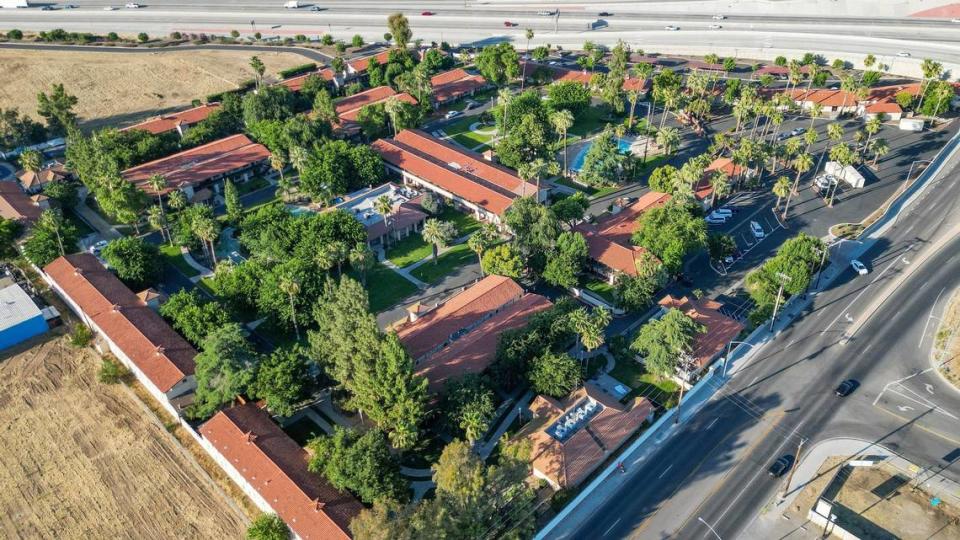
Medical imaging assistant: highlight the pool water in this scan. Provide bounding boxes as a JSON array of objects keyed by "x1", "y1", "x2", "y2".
[{"x1": 570, "y1": 137, "x2": 633, "y2": 172}]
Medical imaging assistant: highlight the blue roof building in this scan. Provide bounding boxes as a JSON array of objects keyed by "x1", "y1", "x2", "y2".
[{"x1": 0, "y1": 283, "x2": 46, "y2": 351}]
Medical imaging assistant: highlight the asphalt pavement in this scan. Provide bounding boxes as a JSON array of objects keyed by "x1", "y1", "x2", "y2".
[{"x1": 556, "y1": 143, "x2": 960, "y2": 539}]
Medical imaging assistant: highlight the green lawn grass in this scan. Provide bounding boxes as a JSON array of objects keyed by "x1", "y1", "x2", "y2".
[
  {"x1": 411, "y1": 243, "x2": 476, "y2": 284},
  {"x1": 159, "y1": 244, "x2": 200, "y2": 278},
  {"x1": 63, "y1": 208, "x2": 96, "y2": 237},
  {"x1": 444, "y1": 116, "x2": 496, "y2": 150},
  {"x1": 553, "y1": 177, "x2": 621, "y2": 200},
  {"x1": 608, "y1": 357, "x2": 681, "y2": 407},
  {"x1": 436, "y1": 206, "x2": 480, "y2": 237},
  {"x1": 569, "y1": 105, "x2": 618, "y2": 137},
  {"x1": 583, "y1": 278, "x2": 617, "y2": 303},
  {"x1": 236, "y1": 176, "x2": 270, "y2": 196},
  {"x1": 198, "y1": 277, "x2": 217, "y2": 296},
  {"x1": 385, "y1": 234, "x2": 432, "y2": 268},
  {"x1": 359, "y1": 263, "x2": 419, "y2": 313}
]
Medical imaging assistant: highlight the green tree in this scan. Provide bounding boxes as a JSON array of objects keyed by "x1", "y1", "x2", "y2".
[
  {"x1": 547, "y1": 81, "x2": 591, "y2": 116},
  {"x1": 387, "y1": 13, "x2": 412, "y2": 49},
  {"x1": 648, "y1": 164, "x2": 679, "y2": 194},
  {"x1": 656, "y1": 126, "x2": 681, "y2": 156},
  {"x1": 421, "y1": 218, "x2": 458, "y2": 264},
  {"x1": 307, "y1": 427, "x2": 407, "y2": 504},
  {"x1": 246, "y1": 514, "x2": 289, "y2": 540},
  {"x1": 467, "y1": 223, "x2": 499, "y2": 274},
  {"x1": 0, "y1": 218, "x2": 23, "y2": 261},
  {"x1": 101, "y1": 236, "x2": 160, "y2": 289},
  {"x1": 190, "y1": 323, "x2": 259, "y2": 419},
  {"x1": 529, "y1": 351, "x2": 579, "y2": 398},
  {"x1": 615, "y1": 273, "x2": 660, "y2": 311},
  {"x1": 549, "y1": 108, "x2": 575, "y2": 174},
  {"x1": 249, "y1": 55, "x2": 266, "y2": 90},
  {"x1": 18, "y1": 149, "x2": 42, "y2": 181},
  {"x1": 503, "y1": 196, "x2": 559, "y2": 258},
  {"x1": 568, "y1": 307, "x2": 611, "y2": 376},
  {"x1": 308, "y1": 277, "x2": 382, "y2": 387},
  {"x1": 160, "y1": 290, "x2": 232, "y2": 347},
  {"x1": 440, "y1": 375, "x2": 496, "y2": 442},
  {"x1": 543, "y1": 231, "x2": 587, "y2": 288},
  {"x1": 632, "y1": 201, "x2": 708, "y2": 273},
  {"x1": 224, "y1": 179, "x2": 242, "y2": 225},
  {"x1": 36, "y1": 83, "x2": 78, "y2": 136},
  {"x1": 349, "y1": 242, "x2": 376, "y2": 285},
  {"x1": 707, "y1": 233, "x2": 737, "y2": 261},
  {"x1": 241, "y1": 85, "x2": 297, "y2": 126},
  {"x1": 551, "y1": 192, "x2": 589, "y2": 226},
  {"x1": 23, "y1": 209, "x2": 79, "y2": 266},
  {"x1": 252, "y1": 346, "x2": 312, "y2": 417},
  {"x1": 481, "y1": 243, "x2": 524, "y2": 278},
  {"x1": 579, "y1": 129, "x2": 627, "y2": 187},
  {"x1": 475, "y1": 42, "x2": 521, "y2": 86},
  {"x1": 631, "y1": 308, "x2": 706, "y2": 378},
  {"x1": 772, "y1": 175, "x2": 791, "y2": 212},
  {"x1": 746, "y1": 233, "x2": 825, "y2": 308}
]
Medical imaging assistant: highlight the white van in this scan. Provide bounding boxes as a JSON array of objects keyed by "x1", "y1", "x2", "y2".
[{"x1": 284, "y1": 0, "x2": 300, "y2": 8}]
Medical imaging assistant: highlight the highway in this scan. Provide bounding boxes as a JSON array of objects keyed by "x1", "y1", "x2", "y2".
[
  {"x1": 3, "y1": 1, "x2": 960, "y2": 74},
  {"x1": 558, "y1": 153, "x2": 960, "y2": 538}
]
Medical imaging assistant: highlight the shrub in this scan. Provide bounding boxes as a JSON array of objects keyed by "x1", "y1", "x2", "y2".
[
  {"x1": 7, "y1": 29, "x2": 23, "y2": 40},
  {"x1": 335, "y1": 41, "x2": 347, "y2": 53},
  {"x1": 107, "y1": 31, "x2": 119, "y2": 41},
  {"x1": 70, "y1": 324, "x2": 93, "y2": 348},
  {"x1": 294, "y1": 33, "x2": 307, "y2": 42},
  {"x1": 351, "y1": 34, "x2": 364, "y2": 47},
  {"x1": 321, "y1": 34, "x2": 334, "y2": 45},
  {"x1": 170, "y1": 31, "x2": 183, "y2": 40},
  {"x1": 98, "y1": 357, "x2": 129, "y2": 384},
  {"x1": 278, "y1": 62, "x2": 317, "y2": 79},
  {"x1": 246, "y1": 514, "x2": 289, "y2": 540},
  {"x1": 137, "y1": 32, "x2": 149, "y2": 43},
  {"x1": 230, "y1": 29, "x2": 240, "y2": 38}
]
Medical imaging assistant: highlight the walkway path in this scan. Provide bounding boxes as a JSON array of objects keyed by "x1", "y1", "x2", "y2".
[
  {"x1": 381, "y1": 258, "x2": 428, "y2": 288},
  {"x1": 476, "y1": 390, "x2": 534, "y2": 460},
  {"x1": 74, "y1": 199, "x2": 122, "y2": 240}
]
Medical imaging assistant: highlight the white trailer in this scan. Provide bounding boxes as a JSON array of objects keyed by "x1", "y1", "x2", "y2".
[
  {"x1": 825, "y1": 161, "x2": 865, "y2": 189},
  {"x1": 0, "y1": 0, "x2": 29, "y2": 8},
  {"x1": 899, "y1": 117, "x2": 924, "y2": 132},
  {"x1": 283, "y1": 0, "x2": 300, "y2": 8}
]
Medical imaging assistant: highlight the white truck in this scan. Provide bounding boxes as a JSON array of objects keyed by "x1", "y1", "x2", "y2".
[
  {"x1": 284, "y1": 0, "x2": 300, "y2": 8},
  {"x1": 0, "y1": 0, "x2": 29, "y2": 8},
  {"x1": 825, "y1": 161, "x2": 865, "y2": 189},
  {"x1": 898, "y1": 118, "x2": 924, "y2": 132}
]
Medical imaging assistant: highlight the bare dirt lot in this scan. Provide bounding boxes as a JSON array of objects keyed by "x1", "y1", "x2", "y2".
[
  {"x1": 0, "y1": 48, "x2": 310, "y2": 129},
  {"x1": 0, "y1": 335, "x2": 247, "y2": 540}
]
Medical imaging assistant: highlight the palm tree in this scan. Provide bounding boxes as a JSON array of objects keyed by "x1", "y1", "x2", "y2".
[
  {"x1": 374, "y1": 194, "x2": 394, "y2": 246},
  {"x1": 328, "y1": 240, "x2": 349, "y2": 275},
  {"x1": 314, "y1": 245, "x2": 337, "y2": 272},
  {"x1": 249, "y1": 55, "x2": 266, "y2": 90},
  {"x1": 549, "y1": 109, "x2": 575, "y2": 174},
  {"x1": 270, "y1": 151, "x2": 287, "y2": 185},
  {"x1": 869, "y1": 138, "x2": 889, "y2": 168},
  {"x1": 193, "y1": 215, "x2": 219, "y2": 265},
  {"x1": 656, "y1": 127, "x2": 680, "y2": 156},
  {"x1": 518, "y1": 158, "x2": 558, "y2": 198},
  {"x1": 421, "y1": 218, "x2": 457, "y2": 264},
  {"x1": 917, "y1": 58, "x2": 944, "y2": 112},
  {"x1": 803, "y1": 128, "x2": 818, "y2": 154},
  {"x1": 808, "y1": 102, "x2": 823, "y2": 130},
  {"x1": 276, "y1": 175, "x2": 293, "y2": 203},
  {"x1": 279, "y1": 277, "x2": 301, "y2": 340},
  {"x1": 569, "y1": 307, "x2": 612, "y2": 381},
  {"x1": 288, "y1": 146, "x2": 309, "y2": 177},
  {"x1": 167, "y1": 190, "x2": 187, "y2": 212},
  {"x1": 522, "y1": 28, "x2": 534, "y2": 90},
  {"x1": 18, "y1": 149, "x2": 41, "y2": 180},
  {"x1": 497, "y1": 88, "x2": 513, "y2": 137},
  {"x1": 709, "y1": 172, "x2": 730, "y2": 207},
  {"x1": 863, "y1": 115, "x2": 882, "y2": 156},
  {"x1": 772, "y1": 176, "x2": 791, "y2": 212},
  {"x1": 468, "y1": 223, "x2": 497, "y2": 275},
  {"x1": 782, "y1": 152, "x2": 812, "y2": 219},
  {"x1": 146, "y1": 205, "x2": 168, "y2": 243},
  {"x1": 384, "y1": 95, "x2": 404, "y2": 136},
  {"x1": 146, "y1": 174, "x2": 168, "y2": 236},
  {"x1": 349, "y1": 242, "x2": 375, "y2": 285},
  {"x1": 805, "y1": 63, "x2": 821, "y2": 93}
]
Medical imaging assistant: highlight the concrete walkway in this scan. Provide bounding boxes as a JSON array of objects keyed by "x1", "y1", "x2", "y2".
[
  {"x1": 75, "y1": 199, "x2": 121, "y2": 239},
  {"x1": 181, "y1": 249, "x2": 213, "y2": 281},
  {"x1": 476, "y1": 390, "x2": 534, "y2": 460},
  {"x1": 381, "y1": 258, "x2": 427, "y2": 288}
]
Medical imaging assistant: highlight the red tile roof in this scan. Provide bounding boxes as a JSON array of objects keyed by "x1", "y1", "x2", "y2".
[
  {"x1": 199, "y1": 403, "x2": 362, "y2": 540},
  {"x1": 786, "y1": 88, "x2": 860, "y2": 108},
  {"x1": 865, "y1": 101, "x2": 903, "y2": 114},
  {"x1": 396, "y1": 275, "x2": 524, "y2": 360},
  {"x1": 44, "y1": 254, "x2": 195, "y2": 392},
  {"x1": 122, "y1": 134, "x2": 271, "y2": 195},
  {"x1": 418, "y1": 293, "x2": 552, "y2": 393},
  {"x1": 348, "y1": 50, "x2": 392, "y2": 73},
  {"x1": 579, "y1": 227, "x2": 649, "y2": 277},
  {"x1": 658, "y1": 294, "x2": 745, "y2": 369},
  {"x1": 0, "y1": 181, "x2": 41, "y2": 223},
  {"x1": 364, "y1": 202, "x2": 426, "y2": 241},
  {"x1": 430, "y1": 68, "x2": 488, "y2": 103},
  {"x1": 574, "y1": 191, "x2": 669, "y2": 276},
  {"x1": 17, "y1": 163, "x2": 71, "y2": 191},
  {"x1": 280, "y1": 68, "x2": 336, "y2": 92},
  {"x1": 121, "y1": 103, "x2": 220, "y2": 135},
  {"x1": 593, "y1": 191, "x2": 671, "y2": 245},
  {"x1": 333, "y1": 86, "x2": 418, "y2": 124},
  {"x1": 371, "y1": 129, "x2": 534, "y2": 216},
  {"x1": 527, "y1": 384, "x2": 654, "y2": 489}
]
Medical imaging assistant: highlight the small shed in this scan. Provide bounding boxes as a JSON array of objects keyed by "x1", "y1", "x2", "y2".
[{"x1": 0, "y1": 283, "x2": 46, "y2": 350}]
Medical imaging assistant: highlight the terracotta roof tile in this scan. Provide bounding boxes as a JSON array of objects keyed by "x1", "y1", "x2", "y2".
[
  {"x1": 200, "y1": 404, "x2": 362, "y2": 540},
  {"x1": 416, "y1": 293, "x2": 552, "y2": 393},
  {"x1": 122, "y1": 134, "x2": 270, "y2": 195},
  {"x1": 44, "y1": 254, "x2": 195, "y2": 392},
  {"x1": 0, "y1": 181, "x2": 41, "y2": 223},
  {"x1": 593, "y1": 191, "x2": 671, "y2": 245},
  {"x1": 396, "y1": 275, "x2": 523, "y2": 360},
  {"x1": 122, "y1": 103, "x2": 220, "y2": 135},
  {"x1": 348, "y1": 50, "x2": 391, "y2": 73},
  {"x1": 280, "y1": 68, "x2": 336, "y2": 92},
  {"x1": 658, "y1": 294, "x2": 744, "y2": 369}
]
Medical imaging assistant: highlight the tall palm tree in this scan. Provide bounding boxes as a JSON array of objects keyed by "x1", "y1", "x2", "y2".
[
  {"x1": 374, "y1": 194, "x2": 394, "y2": 246},
  {"x1": 917, "y1": 58, "x2": 944, "y2": 112},
  {"x1": 146, "y1": 205, "x2": 169, "y2": 244},
  {"x1": 522, "y1": 28, "x2": 534, "y2": 90},
  {"x1": 384, "y1": 95, "x2": 404, "y2": 136},
  {"x1": 827, "y1": 122, "x2": 844, "y2": 143},
  {"x1": 549, "y1": 109, "x2": 575, "y2": 174},
  {"x1": 288, "y1": 146, "x2": 309, "y2": 177},
  {"x1": 147, "y1": 174, "x2": 168, "y2": 236},
  {"x1": 869, "y1": 138, "x2": 889, "y2": 168},
  {"x1": 808, "y1": 102, "x2": 823, "y2": 130},
  {"x1": 518, "y1": 158, "x2": 558, "y2": 198},
  {"x1": 569, "y1": 307, "x2": 612, "y2": 382},
  {"x1": 772, "y1": 176, "x2": 791, "y2": 213},
  {"x1": 467, "y1": 223, "x2": 497, "y2": 275},
  {"x1": 863, "y1": 115, "x2": 882, "y2": 156},
  {"x1": 709, "y1": 172, "x2": 730, "y2": 207},
  {"x1": 497, "y1": 88, "x2": 513, "y2": 137},
  {"x1": 193, "y1": 215, "x2": 219, "y2": 265},
  {"x1": 314, "y1": 245, "x2": 337, "y2": 272},
  {"x1": 279, "y1": 277, "x2": 301, "y2": 340},
  {"x1": 349, "y1": 242, "x2": 375, "y2": 285},
  {"x1": 270, "y1": 152, "x2": 287, "y2": 185},
  {"x1": 656, "y1": 127, "x2": 680, "y2": 157},
  {"x1": 328, "y1": 240, "x2": 348, "y2": 275},
  {"x1": 167, "y1": 190, "x2": 187, "y2": 212},
  {"x1": 803, "y1": 126, "x2": 818, "y2": 154},
  {"x1": 421, "y1": 218, "x2": 457, "y2": 264},
  {"x1": 249, "y1": 55, "x2": 265, "y2": 90}
]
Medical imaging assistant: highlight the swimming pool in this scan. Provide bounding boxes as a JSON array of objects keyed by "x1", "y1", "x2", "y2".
[{"x1": 570, "y1": 137, "x2": 633, "y2": 172}]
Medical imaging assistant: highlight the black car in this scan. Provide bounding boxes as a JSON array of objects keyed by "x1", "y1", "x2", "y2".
[
  {"x1": 598, "y1": 11, "x2": 613, "y2": 17},
  {"x1": 835, "y1": 379, "x2": 858, "y2": 397},
  {"x1": 768, "y1": 455, "x2": 793, "y2": 477}
]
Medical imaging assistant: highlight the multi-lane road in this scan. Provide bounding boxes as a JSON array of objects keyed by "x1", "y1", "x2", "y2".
[
  {"x1": 555, "y1": 148, "x2": 960, "y2": 538},
  {"x1": 3, "y1": 1, "x2": 960, "y2": 73}
]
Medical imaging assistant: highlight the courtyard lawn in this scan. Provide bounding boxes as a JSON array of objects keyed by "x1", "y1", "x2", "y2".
[
  {"x1": 609, "y1": 357, "x2": 681, "y2": 407},
  {"x1": 410, "y1": 243, "x2": 476, "y2": 284},
  {"x1": 357, "y1": 263, "x2": 419, "y2": 313},
  {"x1": 444, "y1": 116, "x2": 497, "y2": 150},
  {"x1": 63, "y1": 208, "x2": 96, "y2": 237},
  {"x1": 569, "y1": 105, "x2": 617, "y2": 138},
  {"x1": 436, "y1": 206, "x2": 481, "y2": 237},
  {"x1": 386, "y1": 234, "x2": 432, "y2": 268},
  {"x1": 553, "y1": 177, "x2": 621, "y2": 200},
  {"x1": 159, "y1": 244, "x2": 200, "y2": 278},
  {"x1": 583, "y1": 278, "x2": 617, "y2": 304}
]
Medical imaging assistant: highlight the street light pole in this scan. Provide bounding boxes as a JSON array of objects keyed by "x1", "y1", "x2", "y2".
[
  {"x1": 769, "y1": 272, "x2": 792, "y2": 332},
  {"x1": 721, "y1": 340, "x2": 753, "y2": 378},
  {"x1": 674, "y1": 382, "x2": 686, "y2": 424}
]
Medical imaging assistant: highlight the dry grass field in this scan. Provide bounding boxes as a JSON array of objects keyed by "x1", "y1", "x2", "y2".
[
  {"x1": 0, "y1": 48, "x2": 310, "y2": 129},
  {"x1": 0, "y1": 335, "x2": 247, "y2": 540}
]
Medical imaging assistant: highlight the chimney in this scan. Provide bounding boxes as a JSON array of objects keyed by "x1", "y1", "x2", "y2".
[
  {"x1": 482, "y1": 149, "x2": 496, "y2": 163},
  {"x1": 74, "y1": 267, "x2": 83, "y2": 276},
  {"x1": 155, "y1": 345, "x2": 166, "y2": 356},
  {"x1": 111, "y1": 304, "x2": 122, "y2": 313},
  {"x1": 314, "y1": 499, "x2": 326, "y2": 511},
  {"x1": 245, "y1": 431, "x2": 258, "y2": 443}
]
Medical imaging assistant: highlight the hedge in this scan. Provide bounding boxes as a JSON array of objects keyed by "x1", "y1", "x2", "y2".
[
  {"x1": 278, "y1": 63, "x2": 317, "y2": 79},
  {"x1": 205, "y1": 79, "x2": 256, "y2": 103}
]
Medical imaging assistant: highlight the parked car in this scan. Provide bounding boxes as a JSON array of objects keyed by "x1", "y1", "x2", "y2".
[
  {"x1": 664, "y1": 25, "x2": 680, "y2": 31},
  {"x1": 463, "y1": 99, "x2": 478, "y2": 110},
  {"x1": 421, "y1": 11, "x2": 434, "y2": 16},
  {"x1": 444, "y1": 110, "x2": 462, "y2": 120},
  {"x1": 598, "y1": 11, "x2": 613, "y2": 17},
  {"x1": 897, "y1": 51, "x2": 911, "y2": 57},
  {"x1": 790, "y1": 127, "x2": 806, "y2": 136},
  {"x1": 89, "y1": 240, "x2": 109, "y2": 255},
  {"x1": 850, "y1": 260, "x2": 868, "y2": 275},
  {"x1": 813, "y1": 174, "x2": 838, "y2": 191},
  {"x1": 124, "y1": 2, "x2": 141, "y2": 8},
  {"x1": 750, "y1": 220, "x2": 765, "y2": 239},
  {"x1": 952, "y1": 18, "x2": 960, "y2": 23},
  {"x1": 713, "y1": 207, "x2": 734, "y2": 217},
  {"x1": 712, "y1": 14, "x2": 726, "y2": 20},
  {"x1": 537, "y1": 9, "x2": 556, "y2": 16},
  {"x1": 835, "y1": 379, "x2": 858, "y2": 397},
  {"x1": 708, "y1": 24, "x2": 722, "y2": 29},
  {"x1": 706, "y1": 213, "x2": 728, "y2": 224},
  {"x1": 504, "y1": 21, "x2": 516, "y2": 27},
  {"x1": 776, "y1": 132, "x2": 790, "y2": 142},
  {"x1": 768, "y1": 455, "x2": 793, "y2": 477}
]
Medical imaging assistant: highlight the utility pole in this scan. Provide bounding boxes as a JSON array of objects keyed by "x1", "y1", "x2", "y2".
[
  {"x1": 814, "y1": 245, "x2": 830, "y2": 290},
  {"x1": 674, "y1": 381, "x2": 686, "y2": 424},
  {"x1": 770, "y1": 272, "x2": 793, "y2": 331},
  {"x1": 780, "y1": 438, "x2": 805, "y2": 500}
]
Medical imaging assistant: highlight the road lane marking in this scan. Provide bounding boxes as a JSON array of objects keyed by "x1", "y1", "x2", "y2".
[
  {"x1": 602, "y1": 518, "x2": 621, "y2": 537},
  {"x1": 785, "y1": 339, "x2": 796, "y2": 350},
  {"x1": 884, "y1": 387, "x2": 959, "y2": 420},
  {"x1": 658, "y1": 464, "x2": 674, "y2": 479},
  {"x1": 706, "y1": 418, "x2": 719, "y2": 430},
  {"x1": 919, "y1": 287, "x2": 947, "y2": 348},
  {"x1": 873, "y1": 407, "x2": 960, "y2": 446},
  {"x1": 824, "y1": 247, "x2": 912, "y2": 333}
]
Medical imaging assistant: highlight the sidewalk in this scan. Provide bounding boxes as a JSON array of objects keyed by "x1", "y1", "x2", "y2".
[{"x1": 75, "y1": 199, "x2": 121, "y2": 240}]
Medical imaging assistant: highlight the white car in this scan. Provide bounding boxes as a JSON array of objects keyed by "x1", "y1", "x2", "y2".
[
  {"x1": 444, "y1": 110, "x2": 462, "y2": 120},
  {"x1": 709, "y1": 24, "x2": 722, "y2": 30},
  {"x1": 89, "y1": 240, "x2": 109, "y2": 255},
  {"x1": 705, "y1": 214, "x2": 728, "y2": 225},
  {"x1": 103, "y1": 5, "x2": 117, "y2": 10},
  {"x1": 897, "y1": 51, "x2": 911, "y2": 58},
  {"x1": 952, "y1": 18, "x2": 960, "y2": 23},
  {"x1": 537, "y1": 10, "x2": 556, "y2": 16},
  {"x1": 814, "y1": 174, "x2": 838, "y2": 191},
  {"x1": 850, "y1": 260, "x2": 868, "y2": 275},
  {"x1": 124, "y1": 2, "x2": 141, "y2": 8},
  {"x1": 712, "y1": 207, "x2": 734, "y2": 217},
  {"x1": 749, "y1": 220, "x2": 765, "y2": 239},
  {"x1": 712, "y1": 14, "x2": 726, "y2": 20},
  {"x1": 664, "y1": 25, "x2": 680, "y2": 31}
]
